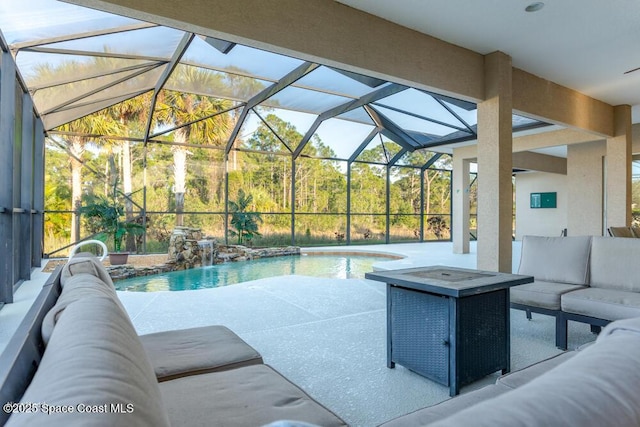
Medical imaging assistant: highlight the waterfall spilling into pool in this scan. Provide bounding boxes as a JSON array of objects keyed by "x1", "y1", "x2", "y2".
[{"x1": 198, "y1": 240, "x2": 214, "y2": 266}]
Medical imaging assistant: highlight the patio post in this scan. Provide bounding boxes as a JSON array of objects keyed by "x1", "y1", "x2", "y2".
[
  {"x1": 452, "y1": 153, "x2": 470, "y2": 253},
  {"x1": 477, "y1": 51, "x2": 513, "y2": 273},
  {"x1": 605, "y1": 105, "x2": 632, "y2": 229}
]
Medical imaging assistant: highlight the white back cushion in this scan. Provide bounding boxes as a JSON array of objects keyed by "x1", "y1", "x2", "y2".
[
  {"x1": 518, "y1": 235, "x2": 591, "y2": 285},
  {"x1": 590, "y1": 236, "x2": 640, "y2": 291},
  {"x1": 8, "y1": 296, "x2": 170, "y2": 427}
]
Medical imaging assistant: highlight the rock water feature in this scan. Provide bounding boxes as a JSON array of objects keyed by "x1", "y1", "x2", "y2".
[
  {"x1": 107, "y1": 227, "x2": 299, "y2": 281},
  {"x1": 167, "y1": 227, "x2": 217, "y2": 269}
]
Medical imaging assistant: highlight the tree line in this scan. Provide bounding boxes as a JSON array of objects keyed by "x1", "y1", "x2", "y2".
[{"x1": 40, "y1": 60, "x2": 453, "y2": 254}]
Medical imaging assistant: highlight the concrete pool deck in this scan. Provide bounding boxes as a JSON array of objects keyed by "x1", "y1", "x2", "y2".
[
  {"x1": 1, "y1": 241, "x2": 596, "y2": 426},
  {"x1": 118, "y1": 242, "x2": 595, "y2": 426}
]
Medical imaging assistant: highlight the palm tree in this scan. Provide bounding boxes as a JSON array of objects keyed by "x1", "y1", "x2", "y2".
[
  {"x1": 30, "y1": 58, "x2": 126, "y2": 246},
  {"x1": 155, "y1": 65, "x2": 233, "y2": 226},
  {"x1": 107, "y1": 93, "x2": 153, "y2": 251},
  {"x1": 228, "y1": 189, "x2": 262, "y2": 245},
  {"x1": 56, "y1": 113, "x2": 121, "y2": 244}
]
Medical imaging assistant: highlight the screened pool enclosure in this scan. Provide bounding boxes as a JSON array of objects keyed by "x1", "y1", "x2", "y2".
[{"x1": 0, "y1": 0, "x2": 548, "y2": 257}]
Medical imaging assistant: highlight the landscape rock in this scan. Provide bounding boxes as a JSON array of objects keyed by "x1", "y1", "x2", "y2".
[{"x1": 107, "y1": 228, "x2": 300, "y2": 281}]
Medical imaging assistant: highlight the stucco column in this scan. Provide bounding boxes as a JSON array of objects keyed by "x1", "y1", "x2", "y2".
[
  {"x1": 605, "y1": 105, "x2": 632, "y2": 229},
  {"x1": 452, "y1": 150, "x2": 470, "y2": 253},
  {"x1": 566, "y1": 141, "x2": 606, "y2": 236},
  {"x1": 477, "y1": 51, "x2": 513, "y2": 273}
]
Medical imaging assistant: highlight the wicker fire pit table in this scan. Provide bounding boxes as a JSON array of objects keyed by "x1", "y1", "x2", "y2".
[{"x1": 365, "y1": 265, "x2": 533, "y2": 396}]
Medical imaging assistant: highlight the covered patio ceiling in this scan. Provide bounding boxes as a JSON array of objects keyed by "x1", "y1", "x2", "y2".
[{"x1": 0, "y1": 0, "x2": 549, "y2": 165}]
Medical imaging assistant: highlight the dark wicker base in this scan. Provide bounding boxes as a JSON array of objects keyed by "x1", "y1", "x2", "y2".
[
  {"x1": 390, "y1": 286, "x2": 449, "y2": 385},
  {"x1": 456, "y1": 291, "x2": 509, "y2": 386},
  {"x1": 388, "y1": 285, "x2": 511, "y2": 396}
]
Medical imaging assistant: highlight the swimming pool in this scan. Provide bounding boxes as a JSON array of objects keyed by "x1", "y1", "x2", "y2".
[{"x1": 115, "y1": 253, "x2": 399, "y2": 292}]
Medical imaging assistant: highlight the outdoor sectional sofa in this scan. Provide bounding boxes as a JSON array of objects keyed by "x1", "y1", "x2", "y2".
[
  {"x1": 380, "y1": 316, "x2": 640, "y2": 426},
  {"x1": 0, "y1": 254, "x2": 346, "y2": 427},
  {"x1": 379, "y1": 235, "x2": 640, "y2": 425},
  {"x1": 510, "y1": 235, "x2": 640, "y2": 349}
]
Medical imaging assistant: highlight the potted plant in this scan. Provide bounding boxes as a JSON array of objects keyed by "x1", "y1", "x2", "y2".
[{"x1": 79, "y1": 193, "x2": 144, "y2": 265}]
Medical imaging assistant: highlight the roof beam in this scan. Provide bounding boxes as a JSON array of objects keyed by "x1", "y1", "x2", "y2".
[
  {"x1": 143, "y1": 32, "x2": 195, "y2": 144},
  {"x1": 427, "y1": 91, "x2": 476, "y2": 111},
  {"x1": 199, "y1": 35, "x2": 236, "y2": 54},
  {"x1": 252, "y1": 108, "x2": 293, "y2": 153},
  {"x1": 330, "y1": 68, "x2": 386, "y2": 88},
  {"x1": 225, "y1": 61, "x2": 318, "y2": 153},
  {"x1": 41, "y1": 64, "x2": 157, "y2": 114},
  {"x1": 11, "y1": 22, "x2": 157, "y2": 51},
  {"x1": 149, "y1": 104, "x2": 241, "y2": 139},
  {"x1": 512, "y1": 68, "x2": 614, "y2": 137},
  {"x1": 379, "y1": 128, "x2": 417, "y2": 153},
  {"x1": 388, "y1": 148, "x2": 408, "y2": 167},
  {"x1": 319, "y1": 83, "x2": 408, "y2": 122},
  {"x1": 371, "y1": 101, "x2": 469, "y2": 133},
  {"x1": 21, "y1": 46, "x2": 168, "y2": 62},
  {"x1": 432, "y1": 96, "x2": 476, "y2": 135},
  {"x1": 29, "y1": 61, "x2": 162, "y2": 92},
  {"x1": 47, "y1": 88, "x2": 150, "y2": 114},
  {"x1": 293, "y1": 83, "x2": 407, "y2": 159},
  {"x1": 348, "y1": 127, "x2": 381, "y2": 163},
  {"x1": 421, "y1": 153, "x2": 443, "y2": 171},
  {"x1": 43, "y1": 90, "x2": 149, "y2": 129},
  {"x1": 512, "y1": 151, "x2": 567, "y2": 175},
  {"x1": 152, "y1": 33, "x2": 194, "y2": 93},
  {"x1": 366, "y1": 105, "x2": 420, "y2": 151},
  {"x1": 249, "y1": 61, "x2": 318, "y2": 107}
]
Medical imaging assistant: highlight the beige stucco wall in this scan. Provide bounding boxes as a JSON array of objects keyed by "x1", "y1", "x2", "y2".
[
  {"x1": 452, "y1": 152, "x2": 470, "y2": 254},
  {"x1": 515, "y1": 172, "x2": 567, "y2": 240},
  {"x1": 512, "y1": 131, "x2": 634, "y2": 239},
  {"x1": 567, "y1": 141, "x2": 606, "y2": 236},
  {"x1": 512, "y1": 69, "x2": 613, "y2": 136},
  {"x1": 477, "y1": 52, "x2": 513, "y2": 272},
  {"x1": 512, "y1": 152, "x2": 566, "y2": 174},
  {"x1": 605, "y1": 106, "x2": 633, "y2": 226},
  {"x1": 633, "y1": 123, "x2": 640, "y2": 152}
]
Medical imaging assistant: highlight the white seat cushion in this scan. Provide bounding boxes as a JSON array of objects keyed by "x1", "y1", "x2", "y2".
[
  {"x1": 561, "y1": 288, "x2": 640, "y2": 321},
  {"x1": 511, "y1": 281, "x2": 586, "y2": 310},
  {"x1": 160, "y1": 364, "x2": 346, "y2": 427},
  {"x1": 139, "y1": 325, "x2": 263, "y2": 381}
]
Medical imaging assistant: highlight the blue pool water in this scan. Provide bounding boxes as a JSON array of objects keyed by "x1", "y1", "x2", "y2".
[{"x1": 115, "y1": 253, "x2": 397, "y2": 292}]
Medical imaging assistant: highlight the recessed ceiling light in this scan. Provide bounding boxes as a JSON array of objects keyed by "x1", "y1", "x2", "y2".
[{"x1": 525, "y1": 2, "x2": 545, "y2": 12}]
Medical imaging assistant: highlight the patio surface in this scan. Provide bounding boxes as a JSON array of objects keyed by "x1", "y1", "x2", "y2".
[
  {"x1": 116, "y1": 242, "x2": 596, "y2": 426},
  {"x1": 0, "y1": 242, "x2": 596, "y2": 426}
]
